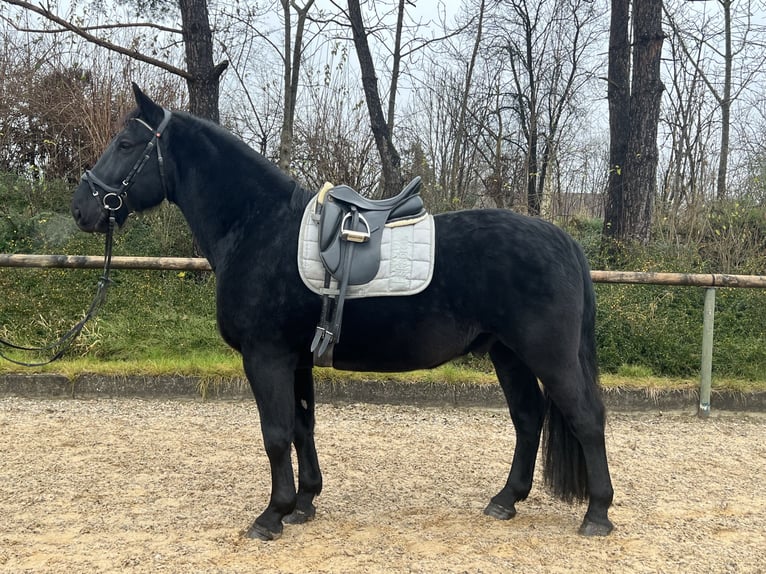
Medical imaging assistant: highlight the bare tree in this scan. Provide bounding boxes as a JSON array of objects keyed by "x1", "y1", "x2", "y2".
[
  {"x1": 659, "y1": 26, "x2": 717, "y2": 233},
  {"x1": 487, "y1": 0, "x2": 602, "y2": 216},
  {"x1": 386, "y1": 0, "x2": 406, "y2": 133},
  {"x1": 293, "y1": 46, "x2": 378, "y2": 193},
  {"x1": 345, "y1": 0, "x2": 403, "y2": 196},
  {"x1": 179, "y1": 0, "x2": 228, "y2": 121},
  {"x1": 603, "y1": 0, "x2": 664, "y2": 250},
  {"x1": 404, "y1": 63, "x2": 461, "y2": 208},
  {"x1": 0, "y1": 13, "x2": 186, "y2": 180},
  {"x1": 277, "y1": 0, "x2": 316, "y2": 171},
  {"x1": 664, "y1": 0, "x2": 766, "y2": 200},
  {"x1": 447, "y1": 0, "x2": 485, "y2": 205},
  {"x1": 218, "y1": 0, "x2": 322, "y2": 162}
]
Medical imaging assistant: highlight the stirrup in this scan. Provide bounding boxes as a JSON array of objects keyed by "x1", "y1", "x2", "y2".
[{"x1": 340, "y1": 211, "x2": 370, "y2": 243}]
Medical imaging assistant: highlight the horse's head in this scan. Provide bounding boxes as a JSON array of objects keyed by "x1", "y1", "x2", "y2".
[{"x1": 72, "y1": 84, "x2": 172, "y2": 233}]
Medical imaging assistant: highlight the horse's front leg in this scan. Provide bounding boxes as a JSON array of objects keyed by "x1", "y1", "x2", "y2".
[
  {"x1": 284, "y1": 364, "x2": 323, "y2": 525},
  {"x1": 242, "y1": 349, "x2": 297, "y2": 541}
]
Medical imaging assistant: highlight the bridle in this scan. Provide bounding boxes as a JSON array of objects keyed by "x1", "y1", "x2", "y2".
[
  {"x1": 82, "y1": 108, "x2": 172, "y2": 213},
  {"x1": 0, "y1": 109, "x2": 172, "y2": 367}
]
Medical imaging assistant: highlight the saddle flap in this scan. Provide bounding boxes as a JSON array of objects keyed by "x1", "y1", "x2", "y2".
[
  {"x1": 319, "y1": 210, "x2": 388, "y2": 284},
  {"x1": 318, "y1": 199, "x2": 343, "y2": 252}
]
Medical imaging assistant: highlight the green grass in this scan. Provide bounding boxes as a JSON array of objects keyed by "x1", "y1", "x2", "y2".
[
  {"x1": 617, "y1": 364, "x2": 655, "y2": 378},
  {"x1": 1, "y1": 354, "x2": 762, "y2": 395}
]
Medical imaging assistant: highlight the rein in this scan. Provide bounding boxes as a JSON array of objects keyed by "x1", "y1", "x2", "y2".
[
  {"x1": 0, "y1": 215, "x2": 116, "y2": 367},
  {"x1": 0, "y1": 109, "x2": 172, "y2": 367}
]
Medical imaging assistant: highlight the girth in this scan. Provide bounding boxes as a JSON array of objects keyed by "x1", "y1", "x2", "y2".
[{"x1": 310, "y1": 177, "x2": 425, "y2": 364}]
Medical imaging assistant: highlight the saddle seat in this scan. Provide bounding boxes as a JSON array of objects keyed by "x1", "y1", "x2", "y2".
[
  {"x1": 325, "y1": 177, "x2": 423, "y2": 214},
  {"x1": 311, "y1": 177, "x2": 427, "y2": 363}
]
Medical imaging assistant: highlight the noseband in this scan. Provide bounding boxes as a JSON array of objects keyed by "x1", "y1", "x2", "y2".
[{"x1": 82, "y1": 108, "x2": 172, "y2": 214}]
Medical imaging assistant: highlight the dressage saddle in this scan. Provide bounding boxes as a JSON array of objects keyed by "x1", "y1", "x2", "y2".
[{"x1": 311, "y1": 177, "x2": 425, "y2": 363}]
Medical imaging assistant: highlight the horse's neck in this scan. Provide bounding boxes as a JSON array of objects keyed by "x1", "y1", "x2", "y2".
[{"x1": 169, "y1": 127, "x2": 298, "y2": 270}]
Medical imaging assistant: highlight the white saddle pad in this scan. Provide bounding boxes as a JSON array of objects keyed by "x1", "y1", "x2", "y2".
[{"x1": 297, "y1": 196, "x2": 435, "y2": 299}]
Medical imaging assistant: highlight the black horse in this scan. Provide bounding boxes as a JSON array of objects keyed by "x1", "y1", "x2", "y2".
[{"x1": 71, "y1": 85, "x2": 614, "y2": 540}]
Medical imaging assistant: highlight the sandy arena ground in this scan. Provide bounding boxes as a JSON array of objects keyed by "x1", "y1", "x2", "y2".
[{"x1": 0, "y1": 397, "x2": 764, "y2": 573}]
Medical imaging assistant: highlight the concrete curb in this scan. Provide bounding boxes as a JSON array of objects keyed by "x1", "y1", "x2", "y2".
[{"x1": 1, "y1": 373, "x2": 765, "y2": 412}]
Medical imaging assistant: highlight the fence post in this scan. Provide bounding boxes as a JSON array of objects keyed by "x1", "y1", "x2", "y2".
[{"x1": 698, "y1": 287, "x2": 716, "y2": 418}]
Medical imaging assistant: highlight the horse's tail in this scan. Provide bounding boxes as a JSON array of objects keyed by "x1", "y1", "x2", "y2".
[{"x1": 542, "y1": 244, "x2": 604, "y2": 503}]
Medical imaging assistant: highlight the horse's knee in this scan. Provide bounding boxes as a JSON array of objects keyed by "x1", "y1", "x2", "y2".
[{"x1": 263, "y1": 433, "x2": 292, "y2": 462}]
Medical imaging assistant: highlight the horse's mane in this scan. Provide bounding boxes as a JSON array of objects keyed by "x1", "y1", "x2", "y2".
[{"x1": 170, "y1": 110, "x2": 316, "y2": 213}]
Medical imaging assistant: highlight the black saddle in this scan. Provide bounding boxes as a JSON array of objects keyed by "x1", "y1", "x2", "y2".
[
  {"x1": 318, "y1": 177, "x2": 424, "y2": 284},
  {"x1": 311, "y1": 177, "x2": 425, "y2": 363}
]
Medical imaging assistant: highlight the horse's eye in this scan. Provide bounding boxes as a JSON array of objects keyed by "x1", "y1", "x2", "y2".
[{"x1": 118, "y1": 139, "x2": 133, "y2": 150}]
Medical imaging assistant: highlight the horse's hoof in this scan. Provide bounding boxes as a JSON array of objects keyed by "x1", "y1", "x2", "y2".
[
  {"x1": 284, "y1": 505, "x2": 316, "y2": 525},
  {"x1": 245, "y1": 521, "x2": 282, "y2": 541},
  {"x1": 578, "y1": 517, "x2": 614, "y2": 536},
  {"x1": 484, "y1": 501, "x2": 517, "y2": 521}
]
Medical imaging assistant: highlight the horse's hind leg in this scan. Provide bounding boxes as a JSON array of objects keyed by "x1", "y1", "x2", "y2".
[
  {"x1": 484, "y1": 343, "x2": 546, "y2": 521},
  {"x1": 540, "y1": 367, "x2": 614, "y2": 536},
  {"x1": 284, "y1": 365, "x2": 323, "y2": 525}
]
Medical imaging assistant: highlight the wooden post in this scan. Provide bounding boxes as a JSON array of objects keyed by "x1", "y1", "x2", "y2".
[{"x1": 698, "y1": 287, "x2": 716, "y2": 418}]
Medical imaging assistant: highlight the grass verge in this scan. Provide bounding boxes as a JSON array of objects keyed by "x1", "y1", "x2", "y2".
[{"x1": 1, "y1": 355, "x2": 763, "y2": 395}]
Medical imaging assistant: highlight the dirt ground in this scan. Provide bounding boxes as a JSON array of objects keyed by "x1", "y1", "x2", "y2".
[{"x1": 0, "y1": 397, "x2": 764, "y2": 574}]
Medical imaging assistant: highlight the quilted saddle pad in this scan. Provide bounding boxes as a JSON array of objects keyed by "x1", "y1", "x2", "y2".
[{"x1": 297, "y1": 196, "x2": 435, "y2": 299}]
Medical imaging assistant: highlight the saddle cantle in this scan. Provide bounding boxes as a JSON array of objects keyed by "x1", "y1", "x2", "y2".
[{"x1": 308, "y1": 177, "x2": 428, "y2": 363}]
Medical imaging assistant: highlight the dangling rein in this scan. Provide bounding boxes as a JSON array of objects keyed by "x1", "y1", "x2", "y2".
[{"x1": 0, "y1": 215, "x2": 117, "y2": 367}]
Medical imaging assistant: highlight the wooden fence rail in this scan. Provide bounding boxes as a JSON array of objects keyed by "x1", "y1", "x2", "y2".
[
  {"x1": 2, "y1": 253, "x2": 765, "y2": 415},
  {"x1": 0, "y1": 254, "x2": 212, "y2": 272},
  {"x1": 1, "y1": 254, "x2": 765, "y2": 287}
]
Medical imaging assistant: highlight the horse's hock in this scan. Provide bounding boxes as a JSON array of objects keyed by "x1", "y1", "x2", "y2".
[{"x1": 1, "y1": 397, "x2": 764, "y2": 573}]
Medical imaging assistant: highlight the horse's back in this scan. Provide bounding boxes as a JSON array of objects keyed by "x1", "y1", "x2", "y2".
[{"x1": 432, "y1": 208, "x2": 590, "y2": 305}]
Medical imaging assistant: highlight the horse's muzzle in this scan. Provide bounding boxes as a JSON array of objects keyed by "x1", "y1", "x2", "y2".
[
  {"x1": 71, "y1": 204, "x2": 109, "y2": 233},
  {"x1": 71, "y1": 181, "x2": 127, "y2": 233}
]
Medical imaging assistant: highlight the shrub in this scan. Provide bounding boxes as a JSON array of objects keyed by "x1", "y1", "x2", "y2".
[{"x1": 570, "y1": 214, "x2": 765, "y2": 380}]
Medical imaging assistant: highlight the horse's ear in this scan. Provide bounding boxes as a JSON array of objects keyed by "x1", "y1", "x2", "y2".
[{"x1": 131, "y1": 83, "x2": 164, "y2": 126}]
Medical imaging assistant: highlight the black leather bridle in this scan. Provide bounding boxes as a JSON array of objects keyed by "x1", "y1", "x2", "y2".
[
  {"x1": 82, "y1": 108, "x2": 172, "y2": 213},
  {"x1": 0, "y1": 109, "x2": 172, "y2": 367}
]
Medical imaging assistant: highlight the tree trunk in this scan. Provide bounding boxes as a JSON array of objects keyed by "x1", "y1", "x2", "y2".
[
  {"x1": 603, "y1": 0, "x2": 630, "y2": 245},
  {"x1": 624, "y1": 0, "x2": 664, "y2": 244},
  {"x1": 347, "y1": 0, "x2": 403, "y2": 197},
  {"x1": 522, "y1": 7, "x2": 539, "y2": 216},
  {"x1": 278, "y1": 0, "x2": 315, "y2": 172},
  {"x1": 178, "y1": 0, "x2": 228, "y2": 259},
  {"x1": 526, "y1": 112, "x2": 540, "y2": 215},
  {"x1": 386, "y1": 0, "x2": 406, "y2": 133},
  {"x1": 278, "y1": 0, "x2": 293, "y2": 172},
  {"x1": 179, "y1": 0, "x2": 228, "y2": 123},
  {"x1": 449, "y1": 0, "x2": 485, "y2": 206},
  {"x1": 603, "y1": 0, "x2": 664, "y2": 250},
  {"x1": 716, "y1": 0, "x2": 732, "y2": 200}
]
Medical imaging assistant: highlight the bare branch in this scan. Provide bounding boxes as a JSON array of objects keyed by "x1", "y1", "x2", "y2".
[
  {"x1": 3, "y1": 18, "x2": 181, "y2": 35},
  {"x1": 3, "y1": 0, "x2": 192, "y2": 80},
  {"x1": 663, "y1": 5, "x2": 723, "y2": 105}
]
